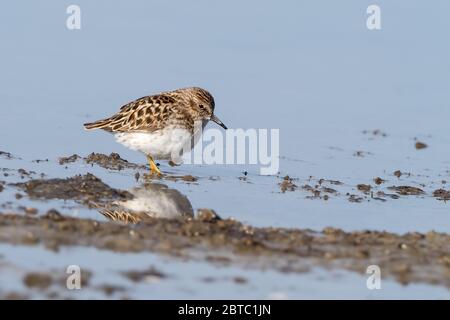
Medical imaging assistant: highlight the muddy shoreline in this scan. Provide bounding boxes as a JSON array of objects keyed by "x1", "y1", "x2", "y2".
[{"x1": 0, "y1": 212, "x2": 449, "y2": 288}]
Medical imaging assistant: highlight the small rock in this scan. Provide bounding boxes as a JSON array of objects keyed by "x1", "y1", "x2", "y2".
[
  {"x1": 58, "y1": 154, "x2": 81, "y2": 165},
  {"x1": 23, "y1": 273, "x2": 52, "y2": 289},
  {"x1": 233, "y1": 276, "x2": 248, "y2": 284},
  {"x1": 181, "y1": 175, "x2": 197, "y2": 182},
  {"x1": 97, "y1": 284, "x2": 126, "y2": 296},
  {"x1": 45, "y1": 209, "x2": 64, "y2": 221},
  {"x1": 321, "y1": 187, "x2": 337, "y2": 194},
  {"x1": 357, "y1": 184, "x2": 371, "y2": 193},
  {"x1": 197, "y1": 209, "x2": 222, "y2": 222},
  {"x1": 279, "y1": 176, "x2": 297, "y2": 193},
  {"x1": 415, "y1": 141, "x2": 428, "y2": 150},
  {"x1": 25, "y1": 207, "x2": 38, "y2": 215},
  {"x1": 348, "y1": 194, "x2": 364, "y2": 203},
  {"x1": 122, "y1": 267, "x2": 166, "y2": 283}
]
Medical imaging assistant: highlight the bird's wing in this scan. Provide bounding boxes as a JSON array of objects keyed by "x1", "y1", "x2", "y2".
[
  {"x1": 99, "y1": 208, "x2": 152, "y2": 224},
  {"x1": 84, "y1": 94, "x2": 177, "y2": 132}
]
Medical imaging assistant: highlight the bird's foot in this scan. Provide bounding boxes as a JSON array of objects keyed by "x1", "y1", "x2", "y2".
[{"x1": 147, "y1": 155, "x2": 162, "y2": 175}]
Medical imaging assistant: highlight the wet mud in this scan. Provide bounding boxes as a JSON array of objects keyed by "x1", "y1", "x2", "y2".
[
  {"x1": 433, "y1": 189, "x2": 450, "y2": 201},
  {"x1": 59, "y1": 152, "x2": 146, "y2": 171},
  {"x1": 13, "y1": 173, "x2": 132, "y2": 207},
  {"x1": 278, "y1": 174, "x2": 448, "y2": 204},
  {"x1": 388, "y1": 186, "x2": 425, "y2": 196},
  {"x1": 58, "y1": 152, "x2": 198, "y2": 183},
  {"x1": 0, "y1": 213, "x2": 449, "y2": 288}
]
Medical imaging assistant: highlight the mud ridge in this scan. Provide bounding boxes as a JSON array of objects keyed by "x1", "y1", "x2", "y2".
[{"x1": 0, "y1": 213, "x2": 448, "y2": 288}]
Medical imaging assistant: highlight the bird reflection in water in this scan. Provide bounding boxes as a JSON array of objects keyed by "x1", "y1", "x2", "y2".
[{"x1": 99, "y1": 183, "x2": 194, "y2": 223}]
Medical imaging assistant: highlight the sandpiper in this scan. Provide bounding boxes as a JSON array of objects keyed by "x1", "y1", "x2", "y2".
[{"x1": 84, "y1": 87, "x2": 227, "y2": 174}]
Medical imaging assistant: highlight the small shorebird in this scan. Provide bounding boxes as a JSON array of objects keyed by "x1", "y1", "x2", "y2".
[{"x1": 84, "y1": 87, "x2": 227, "y2": 174}]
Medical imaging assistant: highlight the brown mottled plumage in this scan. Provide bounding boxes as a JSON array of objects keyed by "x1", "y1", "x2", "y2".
[
  {"x1": 84, "y1": 87, "x2": 219, "y2": 133},
  {"x1": 84, "y1": 87, "x2": 227, "y2": 174}
]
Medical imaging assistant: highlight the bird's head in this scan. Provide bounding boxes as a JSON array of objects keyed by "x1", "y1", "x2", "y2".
[{"x1": 181, "y1": 87, "x2": 227, "y2": 129}]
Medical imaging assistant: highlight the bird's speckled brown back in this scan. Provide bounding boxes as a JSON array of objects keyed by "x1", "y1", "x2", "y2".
[{"x1": 84, "y1": 87, "x2": 215, "y2": 133}]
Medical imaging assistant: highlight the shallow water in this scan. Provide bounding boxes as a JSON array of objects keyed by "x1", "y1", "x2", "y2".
[
  {"x1": 1, "y1": 1, "x2": 450, "y2": 298},
  {"x1": 1, "y1": 244, "x2": 449, "y2": 299}
]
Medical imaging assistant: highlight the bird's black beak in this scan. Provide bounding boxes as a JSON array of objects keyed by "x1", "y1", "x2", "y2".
[{"x1": 211, "y1": 114, "x2": 228, "y2": 130}]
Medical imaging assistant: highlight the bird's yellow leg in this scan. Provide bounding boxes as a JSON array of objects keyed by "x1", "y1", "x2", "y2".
[{"x1": 147, "y1": 155, "x2": 161, "y2": 175}]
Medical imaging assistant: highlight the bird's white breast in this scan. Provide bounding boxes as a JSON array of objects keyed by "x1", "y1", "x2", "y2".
[{"x1": 114, "y1": 127, "x2": 193, "y2": 160}]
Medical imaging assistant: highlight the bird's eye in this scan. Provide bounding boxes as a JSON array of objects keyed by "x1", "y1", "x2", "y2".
[{"x1": 199, "y1": 104, "x2": 205, "y2": 110}]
